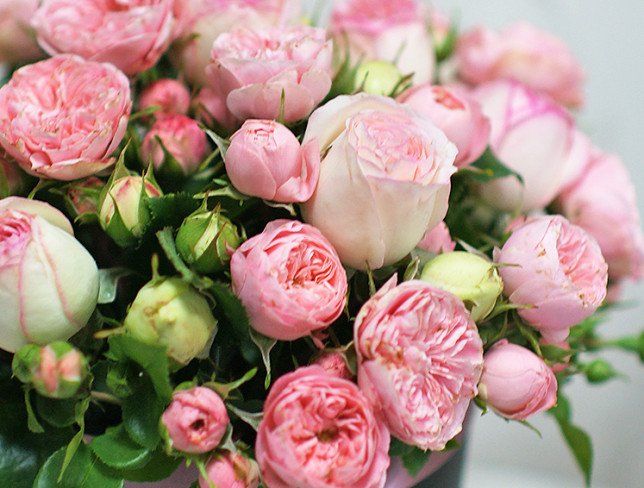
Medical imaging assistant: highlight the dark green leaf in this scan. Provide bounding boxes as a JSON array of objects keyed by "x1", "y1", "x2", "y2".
[
  {"x1": 388, "y1": 437, "x2": 414, "y2": 457},
  {"x1": 98, "y1": 268, "x2": 134, "y2": 305},
  {"x1": 90, "y1": 424, "x2": 152, "y2": 470},
  {"x1": 58, "y1": 397, "x2": 90, "y2": 481},
  {"x1": 227, "y1": 404, "x2": 263, "y2": 431},
  {"x1": 24, "y1": 388, "x2": 45, "y2": 433},
  {"x1": 122, "y1": 377, "x2": 165, "y2": 450},
  {"x1": 35, "y1": 396, "x2": 77, "y2": 428},
  {"x1": 401, "y1": 447, "x2": 431, "y2": 477},
  {"x1": 120, "y1": 448, "x2": 182, "y2": 482},
  {"x1": 466, "y1": 147, "x2": 524, "y2": 184},
  {"x1": 207, "y1": 367, "x2": 258, "y2": 400},
  {"x1": 147, "y1": 193, "x2": 200, "y2": 232}
]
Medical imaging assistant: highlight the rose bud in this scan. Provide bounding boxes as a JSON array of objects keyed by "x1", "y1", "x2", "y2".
[
  {"x1": 12, "y1": 342, "x2": 88, "y2": 399},
  {"x1": 176, "y1": 206, "x2": 241, "y2": 274},
  {"x1": 139, "y1": 78, "x2": 191, "y2": 117},
  {"x1": 123, "y1": 277, "x2": 218, "y2": 366},
  {"x1": 353, "y1": 60, "x2": 403, "y2": 96},
  {"x1": 416, "y1": 221, "x2": 456, "y2": 255},
  {"x1": 0, "y1": 197, "x2": 99, "y2": 352},
  {"x1": 231, "y1": 220, "x2": 348, "y2": 341},
  {"x1": 141, "y1": 115, "x2": 208, "y2": 176},
  {"x1": 225, "y1": 120, "x2": 320, "y2": 203},
  {"x1": 302, "y1": 94, "x2": 457, "y2": 270},
  {"x1": 0, "y1": 55, "x2": 131, "y2": 181},
  {"x1": 161, "y1": 386, "x2": 229, "y2": 454},
  {"x1": 494, "y1": 215, "x2": 608, "y2": 342},
  {"x1": 33, "y1": 0, "x2": 176, "y2": 76},
  {"x1": 479, "y1": 340, "x2": 557, "y2": 420},
  {"x1": 98, "y1": 175, "x2": 163, "y2": 248},
  {"x1": 471, "y1": 80, "x2": 578, "y2": 212},
  {"x1": 420, "y1": 251, "x2": 503, "y2": 322},
  {"x1": 0, "y1": 0, "x2": 42, "y2": 64},
  {"x1": 205, "y1": 25, "x2": 332, "y2": 125},
  {"x1": 355, "y1": 278, "x2": 484, "y2": 450},
  {"x1": 63, "y1": 177, "x2": 104, "y2": 218},
  {"x1": 256, "y1": 366, "x2": 390, "y2": 488},
  {"x1": 428, "y1": 7, "x2": 456, "y2": 62},
  {"x1": 558, "y1": 149, "x2": 644, "y2": 282},
  {"x1": 199, "y1": 451, "x2": 260, "y2": 488},
  {"x1": 0, "y1": 153, "x2": 27, "y2": 198},
  {"x1": 399, "y1": 84, "x2": 491, "y2": 167},
  {"x1": 331, "y1": 0, "x2": 435, "y2": 84},
  {"x1": 312, "y1": 351, "x2": 353, "y2": 380},
  {"x1": 456, "y1": 22, "x2": 584, "y2": 107},
  {"x1": 584, "y1": 359, "x2": 618, "y2": 384},
  {"x1": 193, "y1": 86, "x2": 240, "y2": 134}
]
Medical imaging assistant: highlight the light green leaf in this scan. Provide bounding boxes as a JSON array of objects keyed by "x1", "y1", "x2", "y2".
[{"x1": 249, "y1": 329, "x2": 277, "y2": 389}]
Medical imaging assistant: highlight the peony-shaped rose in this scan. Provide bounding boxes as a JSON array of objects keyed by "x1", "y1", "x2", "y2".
[
  {"x1": 0, "y1": 0, "x2": 42, "y2": 64},
  {"x1": 479, "y1": 340, "x2": 557, "y2": 420},
  {"x1": 471, "y1": 80, "x2": 577, "y2": 211},
  {"x1": 0, "y1": 197, "x2": 99, "y2": 352},
  {"x1": 205, "y1": 25, "x2": 333, "y2": 125},
  {"x1": 225, "y1": 120, "x2": 320, "y2": 203},
  {"x1": 230, "y1": 220, "x2": 347, "y2": 341},
  {"x1": 256, "y1": 365, "x2": 390, "y2": 488},
  {"x1": 139, "y1": 79, "x2": 191, "y2": 117},
  {"x1": 32, "y1": 0, "x2": 176, "y2": 76},
  {"x1": 398, "y1": 84, "x2": 490, "y2": 167},
  {"x1": 494, "y1": 215, "x2": 608, "y2": 342},
  {"x1": 558, "y1": 150, "x2": 644, "y2": 282},
  {"x1": 416, "y1": 221, "x2": 456, "y2": 255},
  {"x1": 456, "y1": 22, "x2": 585, "y2": 107},
  {"x1": 141, "y1": 115, "x2": 208, "y2": 176},
  {"x1": 330, "y1": 0, "x2": 434, "y2": 84},
  {"x1": 355, "y1": 278, "x2": 484, "y2": 450},
  {"x1": 312, "y1": 351, "x2": 353, "y2": 380},
  {"x1": 302, "y1": 94, "x2": 457, "y2": 270},
  {"x1": 161, "y1": 386, "x2": 229, "y2": 454},
  {"x1": 199, "y1": 451, "x2": 260, "y2": 488},
  {"x1": 0, "y1": 55, "x2": 131, "y2": 181}
]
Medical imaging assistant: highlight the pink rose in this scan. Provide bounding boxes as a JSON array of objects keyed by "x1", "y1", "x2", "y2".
[
  {"x1": 0, "y1": 0, "x2": 42, "y2": 64},
  {"x1": 141, "y1": 115, "x2": 208, "y2": 175},
  {"x1": 65, "y1": 177, "x2": 104, "y2": 218},
  {"x1": 456, "y1": 22, "x2": 585, "y2": 107},
  {"x1": 35, "y1": 345, "x2": 84, "y2": 397},
  {"x1": 161, "y1": 387, "x2": 229, "y2": 454},
  {"x1": 205, "y1": 25, "x2": 333, "y2": 125},
  {"x1": 174, "y1": 0, "x2": 302, "y2": 86},
  {"x1": 471, "y1": 80, "x2": 577, "y2": 211},
  {"x1": 0, "y1": 55, "x2": 131, "y2": 181},
  {"x1": 193, "y1": 87, "x2": 240, "y2": 133},
  {"x1": 32, "y1": 0, "x2": 176, "y2": 76},
  {"x1": 199, "y1": 451, "x2": 260, "y2": 488},
  {"x1": 139, "y1": 79, "x2": 191, "y2": 117},
  {"x1": 0, "y1": 197, "x2": 99, "y2": 352},
  {"x1": 225, "y1": 120, "x2": 320, "y2": 203},
  {"x1": 312, "y1": 351, "x2": 353, "y2": 380},
  {"x1": 494, "y1": 215, "x2": 608, "y2": 342},
  {"x1": 256, "y1": 366, "x2": 390, "y2": 488},
  {"x1": 230, "y1": 220, "x2": 347, "y2": 340},
  {"x1": 416, "y1": 221, "x2": 455, "y2": 254},
  {"x1": 302, "y1": 94, "x2": 457, "y2": 270},
  {"x1": 399, "y1": 84, "x2": 490, "y2": 167},
  {"x1": 355, "y1": 278, "x2": 484, "y2": 450},
  {"x1": 479, "y1": 340, "x2": 557, "y2": 420},
  {"x1": 558, "y1": 150, "x2": 644, "y2": 281},
  {"x1": 330, "y1": 0, "x2": 434, "y2": 84}
]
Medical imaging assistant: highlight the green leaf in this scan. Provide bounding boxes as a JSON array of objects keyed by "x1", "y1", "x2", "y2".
[
  {"x1": 465, "y1": 147, "x2": 524, "y2": 184},
  {"x1": 98, "y1": 268, "x2": 134, "y2": 305},
  {"x1": 156, "y1": 227, "x2": 209, "y2": 290},
  {"x1": 90, "y1": 424, "x2": 153, "y2": 470},
  {"x1": 249, "y1": 329, "x2": 277, "y2": 389},
  {"x1": 515, "y1": 319, "x2": 542, "y2": 356},
  {"x1": 388, "y1": 437, "x2": 414, "y2": 457},
  {"x1": 35, "y1": 396, "x2": 77, "y2": 428},
  {"x1": 122, "y1": 376, "x2": 165, "y2": 450},
  {"x1": 206, "y1": 367, "x2": 258, "y2": 400},
  {"x1": 120, "y1": 448, "x2": 181, "y2": 482},
  {"x1": 147, "y1": 193, "x2": 200, "y2": 232},
  {"x1": 58, "y1": 397, "x2": 90, "y2": 481},
  {"x1": 203, "y1": 127, "x2": 230, "y2": 158},
  {"x1": 227, "y1": 404, "x2": 263, "y2": 431},
  {"x1": 401, "y1": 447, "x2": 431, "y2": 477},
  {"x1": 24, "y1": 388, "x2": 45, "y2": 433}
]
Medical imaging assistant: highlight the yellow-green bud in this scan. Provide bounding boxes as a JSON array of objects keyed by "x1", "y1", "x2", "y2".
[
  {"x1": 420, "y1": 251, "x2": 503, "y2": 322},
  {"x1": 584, "y1": 359, "x2": 617, "y2": 384},
  {"x1": 354, "y1": 60, "x2": 403, "y2": 96}
]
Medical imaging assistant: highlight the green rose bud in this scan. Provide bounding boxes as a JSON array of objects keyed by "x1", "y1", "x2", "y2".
[
  {"x1": 420, "y1": 251, "x2": 503, "y2": 322},
  {"x1": 123, "y1": 277, "x2": 218, "y2": 366},
  {"x1": 12, "y1": 342, "x2": 88, "y2": 399},
  {"x1": 176, "y1": 206, "x2": 241, "y2": 274},
  {"x1": 584, "y1": 359, "x2": 618, "y2": 384},
  {"x1": 353, "y1": 60, "x2": 403, "y2": 96}
]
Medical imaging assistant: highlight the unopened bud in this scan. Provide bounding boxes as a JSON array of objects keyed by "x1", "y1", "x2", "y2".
[
  {"x1": 354, "y1": 60, "x2": 403, "y2": 96},
  {"x1": 584, "y1": 359, "x2": 617, "y2": 384}
]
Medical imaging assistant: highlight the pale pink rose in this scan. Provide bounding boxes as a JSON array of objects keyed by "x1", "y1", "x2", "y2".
[
  {"x1": 161, "y1": 387, "x2": 229, "y2": 454},
  {"x1": 399, "y1": 84, "x2": 490, "y2": 167},
  {"x1": 0, "y1": 0, "x2": 42, "y2": 64},
  {"x1": 0, "y1": 55, "x2": 131, "y2": 181},
  {"x1": 141, "y1": 115, "x2": 208, "y2": 175},
  {"x1": 32, "y1": 0, "x2": 176, "y2": 76},
  {"x1": 35, "y1": 345, "x2": 84, "y2": 396},
  {"x1": 355, "y1": 278, "x2": 484, "y2": 450},
  {"x1": 494, "y1": 215, "x2": 608, "y2": 342},
  {"x1": 302, "y1": 94, "x2": 457, "y2": 270},
  {"x1": 558, "y1": 150, "x2": 644, "y2": 281},
  {"x1": 331, "y1": 0, "x2": 434, "y2": 84},
  {"x1": 256, "y1": 365, "x2": 390, "y2": 488},
  {"x1": 230, "y1": 220, "x2": 347, "y2": 340},
  {"x1": 479, "y1": 340, "x2": 557, "y2": 420},
  {"x1": 174, "y1": 0, "x2": 302, "y2": 86},
  {"x1": 416, "y1": 221, "x2": 456, "y2": 254},
  {"x1": 139, "y1": 79, "x2": 191, "y2": 117},
  {"x1": 471, "y1": 80, "x2": 576, "y2": 211},
  {"x1": 64, "y1": 177, "x2": 104, "y2": 218},
  {"x1": 205, "y1": 26, "x2": 333, "y2": 125},
  {"x1": 0, "y1": 197, "x2": 99, "y2": 353},
  {"x1": 225, "y1": 120, "x2": 320, "y2": 203},
  {"x1": 456, "y1": 22, "x2": 585, "y2": 107},
  {"x1": 199, "y1": 451, "x2": 260, "y2": 488},
  {"x1": 312, "y1": 351, "x2": 353, "y2": 380},
  {"x1": 0, "y1": 154, "x2": 25, "y2": 197},
  {"x1": 193, "y1": 87, "x2": 240, "y2": 133},
  {"x1": 555, "y1": 129, "x2": 592, "y2": 194}
]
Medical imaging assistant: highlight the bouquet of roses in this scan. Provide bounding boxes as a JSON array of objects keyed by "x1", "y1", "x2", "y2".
[{"x1": 1, "y1": 1, "x2": 642, "y2": 487}]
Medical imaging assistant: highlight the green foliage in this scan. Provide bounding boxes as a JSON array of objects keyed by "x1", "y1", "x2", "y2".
[
  {"x1": 465, "y1": 147, "x2": 524, "y2": 184},
  {"x1": 90, "y1": 425, "x2": 153, "y2": 470}
]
